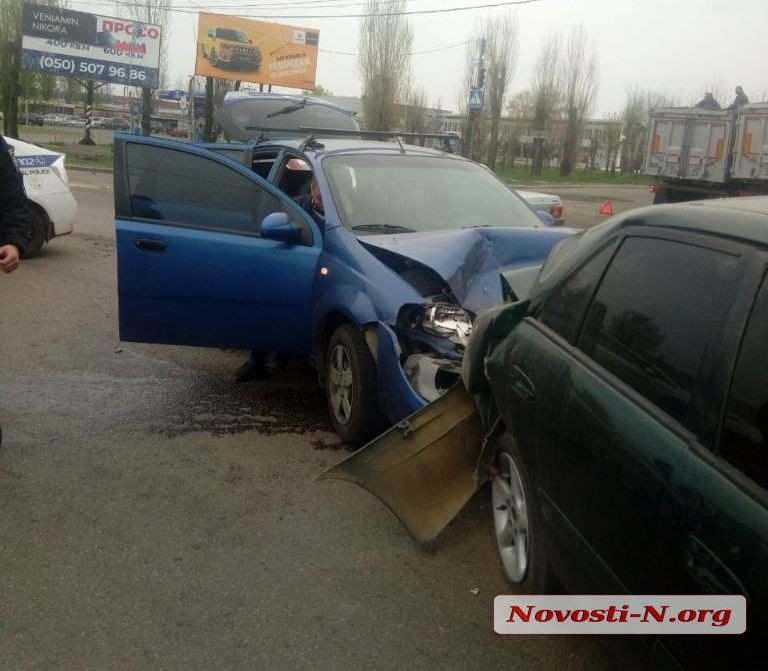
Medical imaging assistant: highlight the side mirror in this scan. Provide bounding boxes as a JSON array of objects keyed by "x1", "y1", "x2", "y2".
[{"x1": 260, "y1": 212, "x2": 301, "y2": 244}]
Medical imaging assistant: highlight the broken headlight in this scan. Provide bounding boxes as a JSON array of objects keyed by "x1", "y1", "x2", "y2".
[{"x1": 421, "y1": 303, "x2": 472, "y2": 347}]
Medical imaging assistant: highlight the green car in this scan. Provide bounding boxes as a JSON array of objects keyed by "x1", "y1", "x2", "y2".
[
  {"x1": 323, "y1": 196, "x2": 767, "y2": 668},
  {"x1": 462, "y1": 197, "x2": 768, "y2": 669}
]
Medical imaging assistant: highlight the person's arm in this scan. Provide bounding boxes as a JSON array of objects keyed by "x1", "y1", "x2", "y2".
[{"x1": 0, "y1": 137, "x2": 33, "y2": 264}]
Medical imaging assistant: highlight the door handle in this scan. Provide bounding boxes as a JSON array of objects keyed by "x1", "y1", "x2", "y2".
[
  {"x1": 135, "y1": 238, "x2": 167, "y2": 252},
  {"x1": 509, "y1": 364, "x2": 536, "y2": 401}
]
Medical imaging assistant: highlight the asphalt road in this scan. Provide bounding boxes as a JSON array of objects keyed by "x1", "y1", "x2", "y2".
[
  {"x1": 0, "y1": 173, "x2": 631, "y2": 670},
  {"x1": 554, "y1": 183, "x2": 653, "y2": 229}
]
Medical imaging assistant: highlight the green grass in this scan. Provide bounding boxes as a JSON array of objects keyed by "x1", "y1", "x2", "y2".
[
  {"x1": 497, "y1": 163, "x2": 654, "y2": 186},
  {"x1": 17, "y1": 127, "x2": 114, "y2": 170},
  {"x1": 67, "y1": 155, "x2": 114, "y2": 170},
  {"x1": 45, "y1": 142, "x2": 114, "y2": 170}
]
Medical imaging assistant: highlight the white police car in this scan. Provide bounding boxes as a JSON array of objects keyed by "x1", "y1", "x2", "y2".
[{"x1": 5, "y1": 137, "x2": 77, "y2": 256}]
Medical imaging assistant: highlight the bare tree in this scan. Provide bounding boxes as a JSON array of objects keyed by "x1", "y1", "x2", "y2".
[
  {"x1": 530, "y1": 33, "x2": 561, "y2": 175},
  {"x1": 619, "y1": 88, "x2": 675, "y2": 174},
  {"x1": 124, "y1": 0, "x2": 171, "y2": 135},
  {"x1": 602, "y1": 112, "x2": 622, "y2": 173},
  {"x1": 480, "y1": 13, "x2": 519, "y2": 170},
  {"x1": 457, "y1": 40, "x2": 483, "y2": 159},
  {"x1": 457, "y1": 14, "x2": 518, "y2": 167},
  {"x1": 208, "y1": 77, "x2": 236, "y2": 141},
  {"x1": 403, "y1": 83, "x2": 428, "y2": 135},
  {"x1": 506, "y1": 89, "x2": 534, "y2": 119},
  {"x1": 0, "y1": 0, "x2": 63, "y2": 136},
  {"x1": 501, "y1": 90, "x2": 535, "y2": 167},
  {"x1": 358, "y1": 0, "x2": 412, "y2": 131},
  {"x1": 559, "y1": 25, "x2": 599, "y2": 176},
  {"x1": 303, "y1": 84, "x2": 334, "y2": 97}
]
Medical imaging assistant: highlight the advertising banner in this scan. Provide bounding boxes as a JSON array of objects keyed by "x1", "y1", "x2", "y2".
[
  {"x1": 195, "y1": 13, "x2": 318, "y2": 89},
  {"x1": 20, "y1": 4, "x2": 161, "y2": 88}
]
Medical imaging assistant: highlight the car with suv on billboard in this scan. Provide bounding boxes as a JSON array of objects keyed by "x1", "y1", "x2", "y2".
[{"x1": 201, "y1": 26, "x2": 262, "y2": 70}]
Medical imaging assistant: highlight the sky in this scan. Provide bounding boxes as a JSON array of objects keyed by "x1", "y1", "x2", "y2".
[{"x1": 70, "y1": 0, "x2": 768, "y2": 116}]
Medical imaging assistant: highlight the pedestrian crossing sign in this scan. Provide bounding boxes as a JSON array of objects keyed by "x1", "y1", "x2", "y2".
[{"x1": 468, "y1": 87, "x2": 484, "y2": 110}]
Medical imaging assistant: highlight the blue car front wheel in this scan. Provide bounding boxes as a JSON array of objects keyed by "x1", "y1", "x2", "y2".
[{"x1": 325, "y1": 324, "x2": 385, "y2": 446}]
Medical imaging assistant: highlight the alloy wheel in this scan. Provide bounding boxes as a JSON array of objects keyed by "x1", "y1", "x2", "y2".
[
  {"x1": 492, "y1": 451, "x2": 529, "y2": 583},
  {"x1": 328, "y1": 343, "x2": 354, "y2": 426}
]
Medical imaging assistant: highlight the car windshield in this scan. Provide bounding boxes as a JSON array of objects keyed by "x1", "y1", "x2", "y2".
[
  {"x1": 323, "y1": 154, "x2": 542, "y2": 234},
  {"x1": 217, "y1": 29, "x2": 248, "y2": 42}
]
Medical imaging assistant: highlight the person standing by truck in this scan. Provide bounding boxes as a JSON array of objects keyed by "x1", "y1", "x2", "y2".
[
  {"x1": 694, "y1": 92, "x2": 721, "y2": 110},
  {"x1": 726, "y1": 86, "x2": 749, "y2": 111}
]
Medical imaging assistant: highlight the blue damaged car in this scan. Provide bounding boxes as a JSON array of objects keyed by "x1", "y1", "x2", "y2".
[{"x1": 114, "y1": 93, "x2": 576, "y2": 444}]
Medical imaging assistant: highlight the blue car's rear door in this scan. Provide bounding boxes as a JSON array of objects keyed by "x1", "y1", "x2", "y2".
[{"x1": 114, "y1": 134, "x2": 321, "y2": 354}]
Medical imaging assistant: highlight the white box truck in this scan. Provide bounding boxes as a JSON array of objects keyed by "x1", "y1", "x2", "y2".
[{"x1": 644, "y1": 103, "x2": 768, "y2": 202}]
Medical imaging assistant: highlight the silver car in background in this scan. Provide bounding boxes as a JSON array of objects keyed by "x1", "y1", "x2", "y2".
[{"x1": 517, "y1": 189, "x2": 564, "y2": 225}]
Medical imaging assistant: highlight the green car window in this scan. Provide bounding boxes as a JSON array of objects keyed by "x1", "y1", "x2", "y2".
[
  {"x1": 578, "y1": 236, "x2": 740, "y2": 427},
  {"x1": 721, "y1": 274, "x2": 768, "y2": 492},
  {"x1": 539, "y1": 241, "x2": 617, "y2": 342}
]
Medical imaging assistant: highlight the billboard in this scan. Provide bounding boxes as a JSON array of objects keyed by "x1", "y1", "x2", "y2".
[
  {"x1": 20, "y1": 4, "x2": 161, "y2": 88},
  {"x1": 195, "y1": 13, "x2": 318, "y2": 89}
]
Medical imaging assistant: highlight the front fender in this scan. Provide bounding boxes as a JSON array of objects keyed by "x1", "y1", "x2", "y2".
[
  {"x1": 311, "y1": 283, "x2": 380, "y2": 355},
  {"x1": 376, "y1": 323, "x2": 427, "y2": 423}
]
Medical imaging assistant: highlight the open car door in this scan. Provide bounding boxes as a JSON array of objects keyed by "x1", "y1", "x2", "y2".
[{"x1": 114, "y1": 134, "x2": 322, "y2": 354}]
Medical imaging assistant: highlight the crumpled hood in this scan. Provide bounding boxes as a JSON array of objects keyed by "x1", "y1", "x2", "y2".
[{"x1": 359, "y1": 227, "x2": 575, "y2": 314}]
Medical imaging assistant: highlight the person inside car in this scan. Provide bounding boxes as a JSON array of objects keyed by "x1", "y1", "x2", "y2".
[
  {"x1": 234, "y1": 175, "x2": 325, "y2": 382},
  {"x1": 0, "y1": 134, "x2": 32, "y2": 273},
  {"x1": 293, "y1": 175, "x2": 325, "y2": 228}
]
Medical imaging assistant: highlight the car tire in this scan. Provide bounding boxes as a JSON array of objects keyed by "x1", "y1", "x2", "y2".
[
  {"x1": 491, "y1": 431, "x2": 552, "y2": 592},
  {"x1": 325, "y1": 324, "x2": 385, "y2": 446},
  {"x1": 24, "y1": 209, "x2": 47, "y2": 258}
]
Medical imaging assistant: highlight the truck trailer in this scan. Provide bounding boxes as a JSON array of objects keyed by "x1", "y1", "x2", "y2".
[{"x1": 644, "y1": 103, "x2": 768, "y2": 203}]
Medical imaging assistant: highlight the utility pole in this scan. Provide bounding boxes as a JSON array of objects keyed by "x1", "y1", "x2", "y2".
[
  {"x1": 188, "y1": 76, "x2": 195, "y2": 141},
  {"x1": 79, "y1": 80, "x2": 95, "y2": 145},
  {"x1": 204, "y1": 76, "x2": 214, "y2": 142},
  {"x1": 466, "y1": 38, "x2": 486, "y2": 160}
]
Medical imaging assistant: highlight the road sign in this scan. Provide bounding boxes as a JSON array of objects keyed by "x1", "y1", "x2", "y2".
[{"x1": 468, "y1": 87, "x2": 484, "y2": 110}]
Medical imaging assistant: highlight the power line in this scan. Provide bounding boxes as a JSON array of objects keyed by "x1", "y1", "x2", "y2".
[
  {"x1": 321, "y1": 38, "x2": 474, "y2": 57},
  {"x1": 68, "y1": 0, "x2": 545, "y2": 19},
  {"x1": 74, "y1": 0, "x2": 457, "y2": 11}
]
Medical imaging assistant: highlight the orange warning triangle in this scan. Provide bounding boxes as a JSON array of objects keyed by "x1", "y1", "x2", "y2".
[{"x1": 599, "y1": 200, "x2": 614, "y2": 216}]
